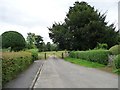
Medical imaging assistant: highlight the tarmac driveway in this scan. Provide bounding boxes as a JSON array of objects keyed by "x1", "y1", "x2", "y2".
[{"x1": 34, "y1": 57, "x2": 118, "y2": 88}]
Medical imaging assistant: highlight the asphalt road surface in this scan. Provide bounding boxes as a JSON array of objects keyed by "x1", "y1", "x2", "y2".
[
  {"x1": 34, "y1": 57, "x2": 118, "y2": 88},
  {"x1": 4, "y1": 60, "x2": 44, "y2": 88}
]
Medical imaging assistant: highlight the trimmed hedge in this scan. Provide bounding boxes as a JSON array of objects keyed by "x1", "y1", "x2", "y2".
[
  {"x1": 114, "y1": 54, "x2": 120, "y2": 69},
  {"x1": 69, "y1": 50, "x2": 110, "y2": 65},
  {"x1": 109, "y1": 45, "x2": 120, "y2": 55},
  {"x1": 2, "y1": 52, "x2": 32, "y2": 85}
]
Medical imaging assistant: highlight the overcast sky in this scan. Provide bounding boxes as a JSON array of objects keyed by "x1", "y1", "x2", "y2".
[{"x1": 0, "y1": 0, "x2": 119, "y2": 43}]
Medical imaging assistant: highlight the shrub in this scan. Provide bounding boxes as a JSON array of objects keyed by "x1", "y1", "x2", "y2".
[
  {"x1": 1, "y1": 31, "x2": 26, "y2": 51},
  {"x1": 27, "y1": 49, "x2": 38, "y2": 61},
  {"x1": 31, "y1": 51, "x2": 38, "y2": 60},
  {"x1": 114, "y1": 54, "x2": 120, "y2": 69},
  {"x1": 69, "y1": 50, "x2": 110, "y2": 65},
  {"x1": 109, "y1": 45, "x2": 120, "y2": 55},
  {"x1": 2, "y1": 51, "x2": 32, "y2": 85},
  {"x1": 95, "y1": 43, "x2": 108, "y2": 49}
]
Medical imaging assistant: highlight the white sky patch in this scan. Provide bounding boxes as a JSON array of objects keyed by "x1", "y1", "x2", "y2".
[{"x1": 0, "y1": 0, "x2": 119, "y2": 43}]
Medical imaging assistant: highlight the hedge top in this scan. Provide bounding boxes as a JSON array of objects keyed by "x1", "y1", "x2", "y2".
[{"x1": 109, "y1": 45, "x2": 120, "y2": 55}]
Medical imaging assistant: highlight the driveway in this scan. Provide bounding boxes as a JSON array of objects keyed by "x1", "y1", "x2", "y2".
[{"x1": 34, "y1": 57, "x2": 118, "y2": 88}]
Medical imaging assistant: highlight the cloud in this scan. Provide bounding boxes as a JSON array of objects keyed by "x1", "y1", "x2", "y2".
[
  {"x1": 0, "y1": 0, "x2": 119, "y2": 43},
  {"x1": 0, "y1": 22, "x2": 52, "y2": 43}
]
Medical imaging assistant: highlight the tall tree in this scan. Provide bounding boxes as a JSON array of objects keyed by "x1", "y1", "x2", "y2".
[
  {"x1": 46, "y1": 42, "x2": 51, "y2": 51},
  {"x1": 49, "y1": 1, "x2": 119, "y2": 50},
  {"x1": 35, "y1": 35, "x2": 43, "y2": 48},
  {"x1": 34, "y1": 35, "x2": 44, "y2": 52},
  {"x1": 26, "y1": 33, "x2": 36, "y2": 49}
]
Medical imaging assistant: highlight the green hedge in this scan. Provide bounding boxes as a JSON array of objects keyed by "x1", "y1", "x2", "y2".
[
  {"x1": 2, "y1": 52, "x2": 32, "y2": 85},
  {"x1": 114, "y1": 54, "x2": 120, "y2": 69},
  {"x1": 27, "y1": 49, "x2": 38, "y2": 61},
  {"x1": 109, "y1": 45, "x2": 120, "y2": 55},
  {"x1": 69, "y1": 50, "x2": 110, "y2": 65}
]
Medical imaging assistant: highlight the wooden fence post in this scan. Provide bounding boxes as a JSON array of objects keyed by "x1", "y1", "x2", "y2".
[
  {"x1": 62, "y1": 53, "x2": 64, "y2": 59},
  {"x1": 45, "y1": 53, "x2": 46, "y2": 60}
]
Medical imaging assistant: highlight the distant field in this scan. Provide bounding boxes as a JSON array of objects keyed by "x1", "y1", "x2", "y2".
[
  {"x1": 1, "y1": 48, "x2": 68, "y2": 60},
  {"x1": 38, "y1": 51, "x2": 68, "y2": 59}
]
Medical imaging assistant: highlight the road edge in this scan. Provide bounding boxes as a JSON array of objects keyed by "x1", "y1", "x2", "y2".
[{"x1": 29, "y1": 61, "x2": 44, "y2": 89}]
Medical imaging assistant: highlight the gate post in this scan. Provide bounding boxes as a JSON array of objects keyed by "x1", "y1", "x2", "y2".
[
  {"x1": 62, "y1": 53, "x2": 64, "y2": 59},
  {"x1": 45, "y1": 53, "x2": 46, "y2": 60}
]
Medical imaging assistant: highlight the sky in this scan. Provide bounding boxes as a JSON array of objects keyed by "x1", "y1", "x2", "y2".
[{"x1": 0, "y1": 0, "x2": 119, "y2": 43}]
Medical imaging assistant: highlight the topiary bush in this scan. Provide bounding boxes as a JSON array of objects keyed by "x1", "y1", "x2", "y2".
[
  {"x1": 109, "y1": 45, "x2": 120, "y2": 55},
  {"x1": 1, "y1": 31, "x2": 26, "y2": 51},
  {"x1": 69, "y1": 50, "x2": 110, "y2": 65},
  {"x1": 2, "y1": 51, "x2": 32, "y2": 85}
]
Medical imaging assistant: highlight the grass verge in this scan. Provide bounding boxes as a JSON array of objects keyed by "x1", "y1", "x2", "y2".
[
  {"x1": 64, "y1": 57, "x2": 117, "y2": 74},
  {"x1": 64, "y1": 57, "x2": 105, "y2": 68}
]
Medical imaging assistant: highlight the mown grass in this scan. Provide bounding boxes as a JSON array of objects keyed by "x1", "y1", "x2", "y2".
[
  {"x1": 64, "y1": 57, "x2": 118, "y2": 74},
  {"x1": 64, "y1": 57, "x2": 105, "y2": 68}
]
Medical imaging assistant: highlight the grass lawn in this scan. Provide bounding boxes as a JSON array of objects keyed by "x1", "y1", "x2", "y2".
[
  {"x1": 64, "y1": 57, "x2": 117, "y2": 74},
  {"x1": 64, "y1": 57, "x2": 105, "y2": 68}
]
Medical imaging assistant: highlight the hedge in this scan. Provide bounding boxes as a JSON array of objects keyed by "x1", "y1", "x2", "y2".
[
  {"x1": 114, "y1": 54, "x2": 120, "y2": 69},
  {"x1": 27, "y1": 49, "x2": 38, "y2": 61},
  {"x1": 109, "y1": 45, "x2": 120, "y2": 55},
  {"x1": 69, "y1": 50, "x2": 110, "y2": 65},
  {"x1": 2, "y1": 51, "x2": 33, "y2": 85}
]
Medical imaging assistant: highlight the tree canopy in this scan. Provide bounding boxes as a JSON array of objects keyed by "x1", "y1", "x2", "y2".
[
  {"x1": 2, "y1": 31, "x2": 26, "y2": 51},
  {"x1": 48, "y1": 1, "x2": 119, "y2": 50}
]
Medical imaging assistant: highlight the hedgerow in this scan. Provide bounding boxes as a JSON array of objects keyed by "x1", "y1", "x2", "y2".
[
  {"x1": 114, "y1": 54, "x2": 120, "y2": 69},
  {"x1": 113, "y1": 54, "x2": 120, "y2": 74},
  {"x1": 69, "y1": 50, "x2": 110, "y2": 65},
  {"x1": 2, "y1": 51, "x2": 32, "y2": 85},
  {"x1": 109, "y1": 45, "x2": 120, "y2": 55},
  {"x1": 26, "y1": 49, "x2": 38, "y2": 61}
]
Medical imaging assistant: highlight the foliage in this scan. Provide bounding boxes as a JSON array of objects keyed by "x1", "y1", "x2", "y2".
[
  {"x1": 48, "y1": 1, "x2": 119, "y2": 50},
  {"x1": 1, "y1": 31, "x2": 26, "y2": 51},
  {"x1": 46, "y1": 42, "x2": 51, "y2": 51},
  {"x1": 109, "y1": 45, "x2": 120, "y2": 55},
  {"x1": 113, "y1": 54, "x2": 120, "y2": 74},
  {"x1": 2, "y1": 52, "x2": 32, "y2": 85},
  {"x1": 50, "y1": 44, "x2": 58, "y2": 51},
  {"x1": 65, "y1": 57, "x2": 105, "y2": 68},
  {"x1": 35, "y1": 35, "x2": 44, "y2": 52},
  {"x1": 94, "y1": 43, "x2": 108, "y2": 49},
  {"x1": 26, "y1": 49, "x2": 38, "y2": 61},
  {"x1": 69, "y1": 50, "x2": 110, "y2": 65},
  {"x1": 26, "y1": 33, "x2": 48, "y2": 52},
  {"x1": 26, "y1": 33, "x2": 36, "y2": 49},
  {"x1": 114, "y1": 54, "x2": 120, "y2": 69}
]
